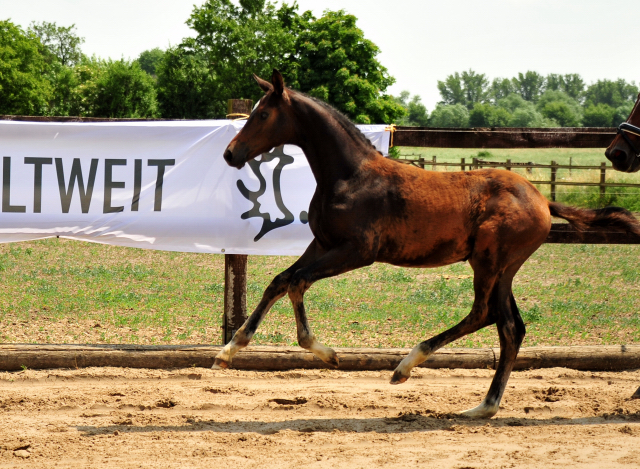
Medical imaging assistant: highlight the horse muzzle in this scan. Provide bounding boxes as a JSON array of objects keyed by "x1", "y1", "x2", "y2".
[
  {"x1": 223, "y1": 144, "x2": 247, "y2": 169},
  {"x1": 605, "y1": 147, "x2": 640, "y2": 173}
]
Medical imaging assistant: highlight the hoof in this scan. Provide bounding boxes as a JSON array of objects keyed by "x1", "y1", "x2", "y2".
[
  {"x1": 309, "y1": 342, "x2": 339, "y2": 368},
  {"x1": 632, "y1": 386, "x2": 640, "y2": 399},
  {"x1": 326, "y1": 354, "x2": 340, "y2": 368},
  {"x1": 212, "y1": 357, "x2": 230, "y2": 370},
  {"x1": 390, "y1": 370, "x2": 409, "y2": 385},
  {"x1": 459, "y1": 401, "x2": 499, "y2": 419}
]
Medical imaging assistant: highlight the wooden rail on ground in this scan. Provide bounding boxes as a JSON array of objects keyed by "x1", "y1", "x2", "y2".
[{"x1": 1, "y1": 344, "x2": 639, "y2": 372}]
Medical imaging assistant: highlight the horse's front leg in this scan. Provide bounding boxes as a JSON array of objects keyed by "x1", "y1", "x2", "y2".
[
  {"x1": 213, "y1": 241, "x2": 323, "y2": 369},
  {"x1": 287, "y1": 243, "x2": 372, "y2": 367}
]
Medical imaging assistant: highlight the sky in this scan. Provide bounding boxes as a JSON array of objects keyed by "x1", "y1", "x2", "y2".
[{"x1": 3, "y1": 0, "x2": 639, "y2": 110}]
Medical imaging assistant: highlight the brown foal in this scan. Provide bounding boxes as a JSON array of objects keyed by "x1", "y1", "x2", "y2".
[{"x1": 216, "y1": 70, "x2": 640, "y2": 417}]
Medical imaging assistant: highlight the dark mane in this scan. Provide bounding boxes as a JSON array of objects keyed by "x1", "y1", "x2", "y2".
[{"x1": 292, "y1": 90, "x2": 380, "y2": 153}]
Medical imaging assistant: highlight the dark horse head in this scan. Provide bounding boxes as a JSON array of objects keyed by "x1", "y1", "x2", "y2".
[
  {"x1": 223, "y1": 70, "x2": 295, "y2": 169},
  {"x1": 605, "y1": 92, "x2": 640, "y2": 173}
]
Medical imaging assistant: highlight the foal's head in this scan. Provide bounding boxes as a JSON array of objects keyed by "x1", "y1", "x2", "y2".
[
  {"x1": 223, "y1": 69, "x2": 295, "y2": 169},
  {"x1": 605, "y1": 93, "x2": 640, "y2": 173}
]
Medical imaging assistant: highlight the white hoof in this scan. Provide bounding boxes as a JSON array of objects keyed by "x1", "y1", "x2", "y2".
[
  {"x1": 309, "y1": 341, "x2": 339, "y2": 367},
  {"x1": 459, "y1": 401, "x2": 499, "y2": 419}
]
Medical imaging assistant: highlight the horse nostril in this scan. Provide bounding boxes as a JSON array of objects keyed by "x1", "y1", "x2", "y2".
[
  {"x1": 613, "y1": 149, "x2": 627, "y2": 162},
  {"x1": 223, "y1": 149, "x2": 233, "y2": 164}
]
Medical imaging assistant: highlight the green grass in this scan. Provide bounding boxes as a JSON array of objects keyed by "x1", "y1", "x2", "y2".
[
  {"x1": 396, "y1": 147, "x2": 640, "y2": 210},
  {"x1": 0, "y1": 239, "x2": 638, "y2": 349}
]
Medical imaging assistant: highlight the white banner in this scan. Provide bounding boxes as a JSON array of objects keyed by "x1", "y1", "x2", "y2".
[{"x1": 0, "y1": 120, "x2": 390, "y2": 255}]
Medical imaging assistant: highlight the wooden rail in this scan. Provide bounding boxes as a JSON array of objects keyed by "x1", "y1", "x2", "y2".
[
  {"x1": 397, "y1": 157, "x2": 640, "y2": 202},
  {"x1": 2, "y1": 344, "x2": 639, "y2": 372},
  {"x1": 394, "y1": 126, "x2": 617, "y2": 148}
]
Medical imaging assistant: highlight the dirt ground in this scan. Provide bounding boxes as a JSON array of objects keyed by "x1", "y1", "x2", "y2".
[{"x1": 0, "y1": 366, "x2": 639, "y2": 468}]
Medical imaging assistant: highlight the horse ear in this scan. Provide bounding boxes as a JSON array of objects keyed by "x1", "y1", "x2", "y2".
[
  {"x1": 254, "y1": 74, "x2": 273, "y2": 93},
  {"x1": 271, "y1": 69, "x2": 285, "y2": 96}
]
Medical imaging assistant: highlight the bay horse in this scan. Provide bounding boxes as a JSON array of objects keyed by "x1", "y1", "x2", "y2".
[
  {"x1": 605, "y1": 93, "x2": 640, "y2": 400},
  {"x1": 606, "y1": 93, "x2": 640, "y2": 173},
  {"x1": 216, "y1": 70, "x2": 640, "y2": 417}
]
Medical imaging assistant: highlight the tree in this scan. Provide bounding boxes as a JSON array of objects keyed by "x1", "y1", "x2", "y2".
[
  {"x1": 584, "y1": 79, "x2": 638, "y2": 109},
  {"x1": 560, "y1": 74, "x2": 585, "y2": 100},
  {"x1": 28, "y1": 21, "x2": 84, "y2": 67},
  {"x1": 583, "y1": 103, "x2": 616, "y2": 127},
  {"x1": 437, "y1": 72, "x2": 465, "y2": 106},
  {"x1": 513, "y1": 71, "x2": 545, "y2": 102},
  {"x1": 161, "y1": 1, "x2": 403, "y2": 123},
  {"x1": 138, "y1": 48, "x2": 165, "y2": 77},
  {"x1": 0, "y1": 20, "x2": 52, "y2": 115},
  {"x1": 469, "y1": 103, "x2": 511, "y2": 127},
  {"x1": 497, "y1": 95, "x2": 554, "y2": 127},
  {"x1": 292, "y1": 9, "x2": 403, "y2": 123},
  {"x1": 536, "y1": 90, "x2": 582, "y2": 127},
  {"x1": 614, "y1": 101, "x2": 635, "y2": 125},
  {"x1": 496, "y1": 93, "x2": 529, "y2": 113},
  {"x1": 461, "y1": 70, "x2": 488, "y2": 109},
  {"x1": 62, "y1": 57, "x2": 105, "y2": 116},
  {"x1": 429, "y1": 104, "x2": 469, "y2": 128},
  {"x1": 91, "y1": 60, "x2": 158, "y2": 118},
  {"x1": 394, "y1": 91, "x2": 427, "y2": 126},
  {"x1": 169, "y1": 0, "x2": 299, "y2": 118},
  {"x1": 545, "y1": 73, "x2": 585, "y2": 100},
  {"x1": 508, "y1": 107, "x2": 555, "y2": 127},
  {"x1": 156, "y1": 47, "x2": 213, "y2": 118},
  {"x1": 488, "y1": 77, "x2": 514, "y2": 103},
  {"x1": 437, "y1": 70, "x2": 488, "y2": 109}
]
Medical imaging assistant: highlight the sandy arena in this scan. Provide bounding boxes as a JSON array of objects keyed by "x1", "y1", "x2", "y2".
[{"x1": 1, "y1": 366, "x2": 639, "y2": 468}]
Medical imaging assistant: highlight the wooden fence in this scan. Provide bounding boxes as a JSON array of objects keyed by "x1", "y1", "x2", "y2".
[{"x1": 397, "y1": 156, "x2": 640, "y2": 202}]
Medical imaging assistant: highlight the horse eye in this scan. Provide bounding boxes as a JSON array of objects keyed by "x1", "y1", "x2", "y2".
[{"x1": 260, "y1": 112, "x2": 269, "y2": 120}]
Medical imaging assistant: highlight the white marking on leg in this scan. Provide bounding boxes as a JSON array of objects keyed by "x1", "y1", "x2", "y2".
[
  {"x1": 393, "y1": 345, "x2": 430, "y2": 381},
  {"x1": 212, "y1": 330, "x2": 249, "y2": 368}
]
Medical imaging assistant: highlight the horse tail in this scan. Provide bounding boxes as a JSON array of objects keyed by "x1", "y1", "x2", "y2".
[{"x1": 548, "y1": 202, "x2": 640, "y2": 235}]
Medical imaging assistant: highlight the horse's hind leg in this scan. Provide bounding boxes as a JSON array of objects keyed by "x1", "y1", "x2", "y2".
[
  {"x1": 287, "y1": 243, "x2": 373, "y2": 367},
  {"x1": 391, "y1": 263, "x2": 499, "y2": 384},
  {"x1": 460, "y1": 290, "x2": 525, "y2": 418},
  {"x1": 213, "y1": 241, "x2": 324, "y2": 369}
]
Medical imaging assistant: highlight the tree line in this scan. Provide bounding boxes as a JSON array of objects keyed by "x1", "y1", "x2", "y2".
[
  {"x1": 1, "y1": 0, "x2": 638, "y2": 128},
  {"x1": 396, "y1": 70, "x2": 638, "y2": 128},
  {"x1": 1, "y1": 0, "x2": 403, "y2": 124}
]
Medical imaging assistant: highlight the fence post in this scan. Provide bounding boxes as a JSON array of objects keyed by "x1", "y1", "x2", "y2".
[
  {"x1": 418, "y1": 157, "x2": 425, "y2": 169},
  {"x1": 550, "y1": 160, "x2": 558, "y2": 202},
  {"x1": 432, "y1": 155, "x2": 437, "y2": 171},
  {"x1": 569, "y1": 156, "x2": 573, "y2": 175},
  {"x1": 600, "y1": 162, "x2": 607, "y2": 197},
  {"x1": 505, "y1": 159, "x2": 512, "y2": 171},
  {"x1": 226, "y1": 99, "x2": 253, "y2": 118},
  {"x1": 222, "y1": 99, "x2": 252, "y2": 344},
  {"x1": 461, "y1": 157, "x2": 465, "y2": 171},
  {"x1": 472, "y1": 157, "x2": 478, "y2": 170}
]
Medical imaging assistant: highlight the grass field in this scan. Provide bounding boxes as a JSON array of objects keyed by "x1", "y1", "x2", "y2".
[
  {"x1": 1, "y1": 148, "x2": 638, "y2": 350},
  {"x1": 1, "y1": 238, "x2": 638, "y2": 349},
  {"x1": 397, "y1": 147, "x2": 640, "y2": 211}
]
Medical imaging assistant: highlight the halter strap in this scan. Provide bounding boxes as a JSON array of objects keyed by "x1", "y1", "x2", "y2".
[{"x1": 617, "y1": 122, "x2": 640, "y2": 157}]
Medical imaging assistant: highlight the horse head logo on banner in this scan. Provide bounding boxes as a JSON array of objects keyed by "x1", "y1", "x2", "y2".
[{"x1": 236, "y1": 145, "x2": 309, "y2": 241}]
